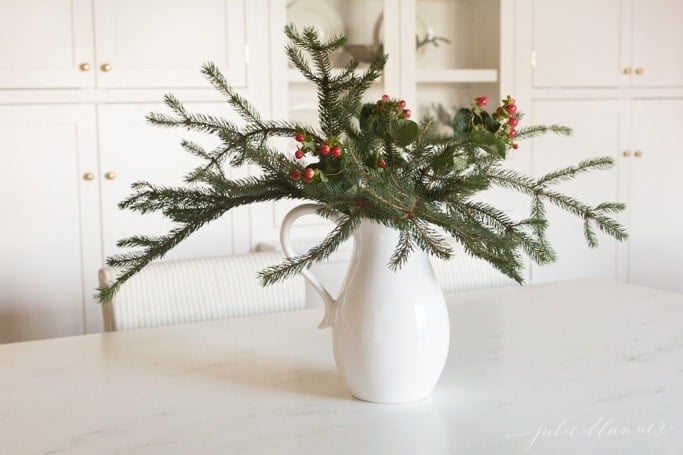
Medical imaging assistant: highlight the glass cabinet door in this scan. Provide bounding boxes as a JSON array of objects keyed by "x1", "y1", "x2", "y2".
[
  {"x1": 286, "y1": 0, "x2": 394, "y2": 129},
  {"x1": 412, "y1": 0, "x2": 500, "y2": 121},
  {"x1": 285, "y1": 0, "x2": 501, "y2": 125}
]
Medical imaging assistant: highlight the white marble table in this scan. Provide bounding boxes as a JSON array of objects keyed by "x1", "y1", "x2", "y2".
[{"x1": 2, "y1": 279, "x2": 682, "y2": 454}]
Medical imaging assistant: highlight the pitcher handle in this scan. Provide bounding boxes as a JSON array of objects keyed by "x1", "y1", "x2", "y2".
[{"x1": 280, "y1": 203, "x2": 340, "y2": 329}]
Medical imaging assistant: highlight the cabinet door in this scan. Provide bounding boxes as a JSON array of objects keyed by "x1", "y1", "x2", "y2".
[
  {"x1": 631, "y1": 0, "x2": 683, "y2": 87},
  {"x1": 93, "y1": 0, "x2": 246, "y2": 88},
  {"x1": 0, "y1": 105, "x2": 100, "y2": 343},
  {"x1": 0, "y1": 0, "x2": 95, "y2": 88},
  {"x1": 531, "y1": 0, "x2": 627, "y2": 88},
  {"x1": 413, "y1": 0, "x2": 500, "y2": 117},
  {"x1": 628, "y1": 99, "x2": 683, "y2": 293},
  {"x1": 97, "y1": 103, "x2": 245, "y2": 263},
  {"x1": 529, "y1": 100, "x2": 623, "y2": 283}
]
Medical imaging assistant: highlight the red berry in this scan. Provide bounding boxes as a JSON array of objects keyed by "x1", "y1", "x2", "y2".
[
  {"x1": 507, "y1": 128, "x2": 517, "y2": 139},
  {"x1": 303, "y1": 167, "x2": 315, "y2": 183},
  {"x1": 508, "y1": 117, "x2": 519, "y2": 127},
  {"x1": 506, "y1": 104, "x2": 517, "y2": 115},
  {"x1": 320, "y1": 143, "x2": 330, "y2": 156},
  {"x1": 381, "y1": 94, "x2": 390, "y2": 102},
  {"x1": 512, "y1": 143, "x2": 519, "y2": 150},
  {"x1": 290, "y1": 169, "x2": 301, "y2": 180},
  {"x1": 295, "y1": 132, "x2": 305, "y2": 142},
  {"x1": 475, "y1": 96, "x2": 488, "y2": 107},
  {"x1": 403, "y1": 109, "x2": 412, "y2": 118},
  {"x1": 378, "y1": 159, "x2": 387, "y2": 169},
  {"x1": 398, "y1": 100, "x2": 407, "y2": 108},
  {"x1": 294, "y1": 149, "x2": 304, "y2": 159},
  {"x1": 331, "y1": 146, "x2": 342, "y2": 158}
]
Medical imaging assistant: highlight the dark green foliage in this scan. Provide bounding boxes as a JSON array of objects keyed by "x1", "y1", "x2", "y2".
[{"x1": 97, "y1": 25, "x2": 626, "y2": 303}]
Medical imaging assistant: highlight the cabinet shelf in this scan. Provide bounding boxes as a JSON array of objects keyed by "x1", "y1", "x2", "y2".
[
  {"x1": 288, "y1": 68, "x2": 497, "y2": 84},
  {"x1": 416, "y1": 69, "x2": 498, "y2": 84},
  {"x1": 287, "y1": 67, "x2": 382, "y2": 84}
]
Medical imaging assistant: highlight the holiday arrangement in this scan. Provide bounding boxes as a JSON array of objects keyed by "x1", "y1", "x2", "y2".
[{"x1": 98, "y1": 25, "x2": 626, "y2": 302}]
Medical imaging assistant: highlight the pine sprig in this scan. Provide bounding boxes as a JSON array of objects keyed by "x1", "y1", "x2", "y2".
[
  {"x1": 98, "y1": 25, "x2": 627, "y2": 303},
  {"x1": 258, "y1": 213, "x2": 361, "y2": 285}
]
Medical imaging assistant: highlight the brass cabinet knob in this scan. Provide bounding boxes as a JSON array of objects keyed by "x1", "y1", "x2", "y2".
[
  {"x1": 104, "y1": 171, "x2": 117, "y2": 180},
  {"x1": 622, "y1": 150, "x2": 632, "y2": 157},
  {"x1": 83, "y1": 172, "x2": 95, "y2": 181},
  {"x1": 634, "y1": 150, "x2": 642, "y2": 158},
  {"x1": 623, "y1": 67, "x2": 633, "y2": 75},
  {"x1": 100, "y1": 63, "x2": 112, "y2": 72},
  {"x1": 635, "y1": 67, "x2": 644, "y2": 75},
  {"x1": 79, "y1": 63, "x2": 91, "y2": 72}
]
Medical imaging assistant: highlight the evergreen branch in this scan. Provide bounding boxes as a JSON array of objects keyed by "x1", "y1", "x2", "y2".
[
  {"x1": 389, "y1": 228, "x2": 415, "y2": 270},
  {"x1": 180, "y1": 140, "x2": 209, "y2": 160},
  {"x1": 408, "y1": 218, "x2": 453, "y2": 261},
  {"x1": 201, "y1": 62, "x2": 263, "y2": 127},
  {"x1": 515, "y1": 124, "x2": 572, "y2": 140},
  {"x1": 100, "y1": 26, "x2": 628, "y2": 304},
  {"x1": 259, "y1": 214, "x2": 360, "y2": 285},
  {"x1": 99, "y1": 219, "x2": 218, "y2": 303},
  {"x1": 285, "y1": 44, "x2": 317, "y2": 82},
  {"x1": 488, "y1": 168, "x2": 537, "y2": 195},
  {"x1": 536, "y1": 156, "x2": 614, "y2": 186}
]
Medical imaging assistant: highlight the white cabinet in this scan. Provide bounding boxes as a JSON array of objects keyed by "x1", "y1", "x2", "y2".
[
  {"x1": 97, "y1": 103, "x2": 243, "y2": 261},
  {"x1": 269, "y1": 0, "x2": 503, "y2": 242},
  {"x1": 92, "y1": 0, "x2": 246, "y2": 88},
  {"x1": 531, "y1": 0, "x2": 624, "y2": 88},
  {"x1": 0, "y1": 102, "x2": 249, "y2": 343},
  {"x1": 0, "y1": 0, "x2": 94, "y2": 88},
  {"x1": 627, "y1": 99, "x2": 683, "y2": 293},
  {"x1": 0, "y1": 0, "x2": 246, "y2": 89},
  {"x1": 630, "y1": 0, "x2": 683, "y2": 87},
  {"x1": 508, "y1": 0, "x2": 683, "y2": 292},
  {"x1": 0, "y1": 1, "x2": 272, "y2": 342},
  {"x1": 284, "y1": 0, "x2": 500, "y2": 124},
  {"x1": 412, "y1": 0, "x2": 500, "y2": 114},
  {"x1": 0, "y1": 105, "x2": 101, "y2": 343},
  {"x1": 252, "y1": 0, "x2": 510, "y2": 302},
  {"x1": 531, "y1": 0, "x2": 683, "y2": 88},
  {"x1": 527, "y1": 98, "x2": 683, "y2": 294},
  {"x1": 528, "y1": 100, "x2": 623, "y2": 283}
]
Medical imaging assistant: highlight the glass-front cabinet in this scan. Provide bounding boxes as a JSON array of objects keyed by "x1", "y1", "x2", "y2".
[
  {"x1": 284, "y1": 0, "x2": 500, "y2": 125},
  {"x1": 259, "y1": 0, "x2": 504, "y2": 303},
  {"x1": 412, "y1": 0, "x2": 499, "y2": 120},
  {"x1": 265, "y1": 0, "x2": 502, "y2": 237}
]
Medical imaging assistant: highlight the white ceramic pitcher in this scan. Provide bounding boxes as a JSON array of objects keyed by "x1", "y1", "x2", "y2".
[{"x1": 280, "y1": 204, "x2": 450, "y2": 403}]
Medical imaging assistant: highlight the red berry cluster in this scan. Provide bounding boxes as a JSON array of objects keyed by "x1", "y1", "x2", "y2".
[
  {"x1": 290, "y1": 130, "x2": 344, "y2": 183},
  {"x1": 378, "y1": 94, "x2": 411, "y2": 119},
  {"x1": 494, "y1": 95, "x2": 521, "y2": 150}
]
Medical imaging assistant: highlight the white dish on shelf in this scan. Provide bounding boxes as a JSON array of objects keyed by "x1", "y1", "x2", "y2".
[
  {"x1": 373, "y1": 12, "x2": 430, "y2": 47},
  {"x1": 287, "y1": 0, "x2": 345, "y2": 41}
]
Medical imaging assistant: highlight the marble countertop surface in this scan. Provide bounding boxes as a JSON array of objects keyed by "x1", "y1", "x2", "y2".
[{"x1": 1, "y1": 279, "x2": 682, "y2": 454}]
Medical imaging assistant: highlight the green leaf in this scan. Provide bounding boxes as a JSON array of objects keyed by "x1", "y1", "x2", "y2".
[
  {"x1": 481, "y1": 111, "x2": 501, "y2": 133},
  {"x1": 453, "y1": 156, "x2": 468, "y2": 171},
  {"x1": 395, "y1": 120, "x2": 419, "y2": 146},
  {"x1": 432, "y1": 152, "x2": 454, "y2": 174},
  {"x1": 359, "y1": 103, "x2": 376, "y2": 132},
  {"x1": 471, "y1": 131, "x2": 505, "y2": 158},
  {"x1": 453, "y1": 108, "x2": 471, "y2": 137}
]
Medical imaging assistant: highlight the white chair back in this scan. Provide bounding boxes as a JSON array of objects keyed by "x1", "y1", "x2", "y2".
[
  {"x1": 430, "y1": 249, "x2": 516, "y2": 294},
  {"x1": 99, "y1": 251, "x2": 305, "y2": 331}
]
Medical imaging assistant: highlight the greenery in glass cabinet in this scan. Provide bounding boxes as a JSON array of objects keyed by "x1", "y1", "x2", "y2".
[{"x1": 97, "y1": 25, "x2": 627, "y2": 302}]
